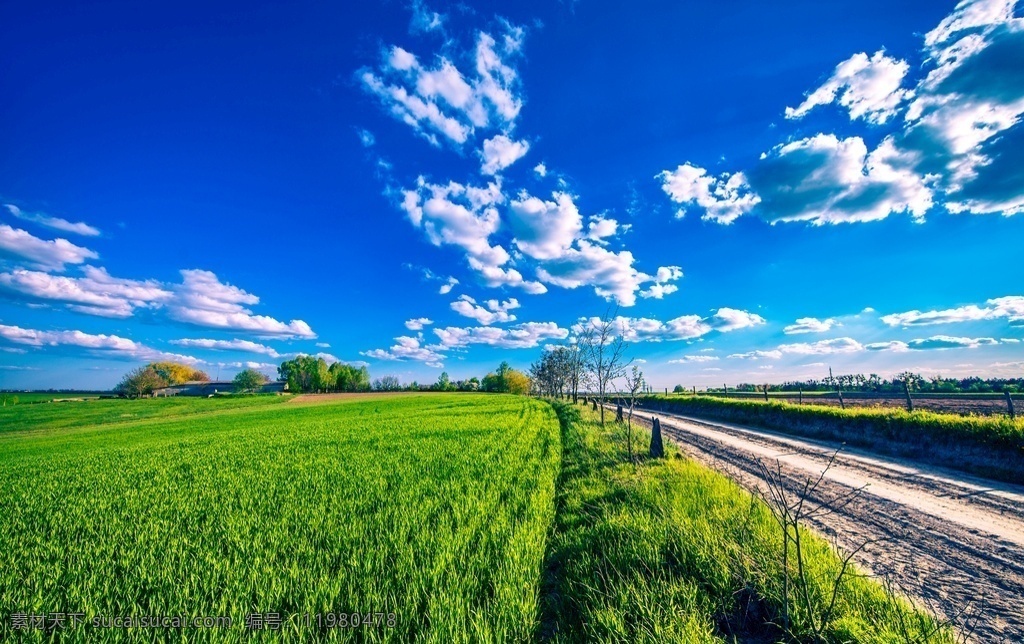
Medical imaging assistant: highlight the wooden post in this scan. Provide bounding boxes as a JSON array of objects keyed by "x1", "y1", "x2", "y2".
[
  {"x1": 616, "y1": 404, "x2": 623, "y2": 422},
  {"x1": 592, "y1": 399, "x2": 598, "y2": 411},
  {"x1": 798, "y1": 388, "x2": 803, "y2": 405},
  {"x1": 665, "y1": 387, "x2": 668, "y2": 395},
  {"x1": 1006, "y1": 391, "x2": 1016, "y2": 420},
  {"x1": 650, "y1": 417, "x2": 664, "y2": 458},
  {"x1": 693, "y1": 385, "x2": 696, "y2": 395},
  {"x1": 763, "y1": 385, "x2": 768, "y2": 402},
  {"x1": 838, "y1": 389, "x2": 844, "y2": 410},
  {"x1": 724, "y1": 383, "x2": 728, "y2": 395},
  {"x1": 904, "y1": 381, "x2": 914, "y2": 412}
]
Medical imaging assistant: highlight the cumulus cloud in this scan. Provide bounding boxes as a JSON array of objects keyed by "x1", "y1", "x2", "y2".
[
  {"x1": 786, "y1": 50, "x2": 912, "y2": 124},
  {"x1": 658, "y1": 1, "x2": 1024, "y2": 223},
  {"x1": 728, "y1": 349, "x2": 784, "y2": 360},
  {"x1": 657, "y1": 164, "x2": 760, "y2": 224},
  {"x1": 4, "y1": 204, "x2": 100, "y2": 237},
  {"x1": 433, "y1": 321, "x2": 568, "y2": 349},
  {"x1": 585, "y1": 215, "x2": 619, "y2": 243},
  {"x1": 783, "y1": 317, "x2": 838, "y2": 334},
  {"x1": 169, "y1": 338, "x2": 284, "y2": 358},
  {"x1": 167, "y1": 270, "x2": 316, "y2": 338},
  {"x1": 508, "y1": 191, "x2": 582, "y2": 260},
  {"x1": 0, "y1": 323, "x2": 198, "y2": 364},
  {"x1": 360, "y1": 25, "x2": 524, "y2": 147},
  {"x1": 0, "y1": 223, "x2": 99, "y2": 272},
  {"x1": 405, "y1": 317, "x2": 433, "y2": 331},
  {"x1": 881, "y1": 295, "x2": 1024, "y2": 326},
  {"x1": 574, "y1": 307, "x2": 764, "y2": 343},
  {"x1": 480, "y1": 134, "x2": 529, "y2": 175},
  {"x1": 0, "y1": 267, "x2": 171, "y2": 318},
  {"x1": 450, "y1": 295, "x2": 519, "y2": 325},
  {"x1": 361, "y1": 335, "x2": 446, "y2": 368},
  {"x1": 534, "y1": 163, "x2": 547, "y2": 177}
]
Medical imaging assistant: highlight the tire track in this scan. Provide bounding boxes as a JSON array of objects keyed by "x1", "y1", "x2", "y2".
[{"x1": 625, "y1": 407, "x2": 1024, "y2": 642}]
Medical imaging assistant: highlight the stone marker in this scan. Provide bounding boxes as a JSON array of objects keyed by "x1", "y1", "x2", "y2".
[{"x1": 650, "y1": 417, "x2": 664, "y2": 458}]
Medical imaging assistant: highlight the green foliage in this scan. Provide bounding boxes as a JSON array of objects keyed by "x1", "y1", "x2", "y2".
[
  {"x1": 149, "y1": 361, "x2": 209, "y2": 385},
  {"x1": 543, "y1": 401, "x2": 949, "y2": 643},
  {"x1": 0, "y1": 394, "x2": 560, "y2": 642},
  {"x1": 278, "y1": 356, "x2": 371, "y2": 393},
  {"x1": 481, "y1": 361, "x2": 532, "y2": 395},
  {"x1": 643, "y1": 395, "x2": 1024, "y2": 482},
  {"x1": 114, "y1": 366, "x2": 168, "y2": 398},
  {"x1": 673, "y1": 384, "x2": 685, "y2": 393},
  {"x1": 232, "y1": 368, "x2": 268, "y2": 393}
]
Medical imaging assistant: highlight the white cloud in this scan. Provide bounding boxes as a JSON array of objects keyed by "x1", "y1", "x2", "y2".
[
  {"x1": 360, "y1": 26, "x2": 524, "y2": 147},
  {"x1": 881, "y1": 295, "x2": 1024, "y2": 326},
  {"x1": 433, "y1": 321, "x2": 568, "y2": 349},
  {"x1": 357, "y1": 129, "x2": 376, "y2": 147},
  {"x1": 786, "y1": 51, "x2": 912, "y2": 124},
  {"x1": 362, "y1": 335, "x2": 446, "y2": 368},
  {"x1": 657, "y1": 164, "x2": 760, "y2": 224},
  {"x1": 450, "y1": 295, "x2": 519, "y2": 325},
  {"x1": 315, "y1": 342, "x2": 331, "y2": 348},
  {"x1": 508, "y1": 191, "x2": 582, "y2": 260},
  {"x1": 439, "y1": 276, "x2": 459, "y2": 294},
  {"x1": 668, "y1": 355, "x2": 720, "y2": 364},
  {"x1": 480, "y1": 134, "x2": 529, "y2": 175},
  {"x1": 405, "y1": 317, "x2": 434, "y2": 331},
  {"x1": 0, "y1": 267, "x2": 171, "y2": 318},
  {"x1": 409, "y1": 0, "x2": 446, "y2": 34},
  {"x1": 0, "y1": 223, "x2": 99, "y2": 272},
  {"x1": 776, "y1": 337, "x2": 865, "y2": 355},
  {"x1": 574, "y1": 307, "x2": 764, "y2": 343},
  {"x1": 4, "y1": 204, "x2": 100, "y2": 236},
  {"x1": 729, "y1": 349, "x2": 784, "y2": 360},
  {"x1": 170, "y1": 338, "x2": 284, "y2": 358},
  {"x1": 167, "y1": 270, "x2": 316, "y2": 338},
  {"x1": 534, "y1": 163, "x2": 547, "y2": 177},
  {"x1": 783, "y1": 317, "x2": 838, "y2": 334},
  {"x1": 0, "y1": 323, "x2": 198, "y2": 364}
]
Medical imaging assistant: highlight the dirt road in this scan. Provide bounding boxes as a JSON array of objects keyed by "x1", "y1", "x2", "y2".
[{"x1": 632, "y1": 407, "x2": 1024, "y2": 642}]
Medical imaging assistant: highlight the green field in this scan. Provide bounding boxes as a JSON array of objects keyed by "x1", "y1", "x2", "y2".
[
  {"x1": 0, "y1": 392, "x2": 103, "y2": 406},
  {"x1": 0, "y1": 394, "x2": 946, "y2": 642},
  {"x1": 0, "y1": 394, "x2": 560, "y2": 642}
]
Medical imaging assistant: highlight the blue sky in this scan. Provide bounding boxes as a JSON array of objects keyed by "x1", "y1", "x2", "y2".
[{"x1": 1, "y1": 0, "x2": 1022, "y2": 390}]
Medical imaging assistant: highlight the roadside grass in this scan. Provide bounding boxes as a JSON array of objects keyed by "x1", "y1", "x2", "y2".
[
  {"x1": 641, "y1": 395, "x2": 1024, "y2": 484},
  {"x1": 541, "y1": 401, "x2": 950, "y2": 643},
  {"x1": 0, "y1": 394, "x2": 560, "y2": 642}
]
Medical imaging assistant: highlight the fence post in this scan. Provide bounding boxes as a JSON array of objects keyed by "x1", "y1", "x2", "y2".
[
  {"x1": 724, "y1": 383, "x2": 728, "y2": 395},
  {"x1": 798, "y1": 388, "x2": 803, "y2": 405},
  {"x1": 763, "y1": 385, "x2": 768, "y2": 402},
  {"x1": 904, "y1": 381, "x2": 914, "y2": 412},
  {"x1": 650, "y1": 417, "x2": 664, "y2": 458},
  {"x1": 592, "y1": 399, "x2": 598, "y2": 411},
  {"x1": 616, "y1": 404, "x2": 623, "y2": 422},
  {"x1": 1006, "y1": 391, "x2": 1016, "y2": 420}
]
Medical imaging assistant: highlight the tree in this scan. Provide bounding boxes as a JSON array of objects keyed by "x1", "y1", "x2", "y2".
[
  {"x1": 115, "y1": 366, "x2": 168, "y2": 398},
  {"x1": 481, "y1": 362, "x2": 531, "y2": 395},
  {"x1": 149, "y1": 361, "x2": 209, "y2": 384},
  {"x1": 436, "y1": 371, "x2": 454, "y2": 391},
  {"x1": 233, "y1": 368, "x2": 268, "y2": 394},
  {"x1": 373, "y1": 375, "x2": 401, "y2": 391},
  {"x1": 673, "y1": 384, "x2": 685, "y2": 394},
  {"x1": 623, "y1": 365, "x2": 645, "y2": 462},
  {"x1": 581, "y1": 308, "x2": 631, "y2": 426}
]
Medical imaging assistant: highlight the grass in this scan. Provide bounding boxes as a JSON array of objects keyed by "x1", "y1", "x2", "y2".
[
  {"x1": 0, "y1": 393, "x2": 560, "y2": 642},
  {"x1": 541, "y1": 401, "x2": 950, "y2": 643},
  {"x1": 640, "y1": 394, "x2": 1024, "y2": 483},
  {"x1": 0, "y1": 392, "x2": 103, "y2": 405}
]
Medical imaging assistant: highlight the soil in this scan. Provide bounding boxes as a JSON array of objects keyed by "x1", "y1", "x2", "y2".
[{"x1": 631, "y1": 407, "x2": 1024, "y2": 642}]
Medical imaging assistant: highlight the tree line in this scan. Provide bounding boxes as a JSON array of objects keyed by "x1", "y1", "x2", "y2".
[{"x1": 696, "y1": 372, "x2": 1024, "y2": 394}]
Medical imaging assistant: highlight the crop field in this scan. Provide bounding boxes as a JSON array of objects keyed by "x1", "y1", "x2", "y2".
[
  {"x1": 0, "y1": 394, "x2": 560, "y2": 642},
  {"x1": 0, "y1": 392, "x2": 103, "y2": 405}
]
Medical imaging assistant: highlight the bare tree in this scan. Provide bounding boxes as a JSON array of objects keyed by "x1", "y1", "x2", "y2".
[
  {"x1": 581, "y1": 308, "x2": 631, "y2": 427},
  {"x1": 623, "y1": 365, "x2": 645, "y2": 462},
  {"x1": 567, "y1": 328, "x2": 591, "y2": 403}
]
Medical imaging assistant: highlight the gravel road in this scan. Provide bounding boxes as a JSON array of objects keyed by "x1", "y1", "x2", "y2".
[{"x1": 629, "y1": 407, "x2": 1024, "y2": 642}]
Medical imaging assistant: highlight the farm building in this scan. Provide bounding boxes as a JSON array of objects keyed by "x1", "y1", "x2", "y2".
[{"x1": 153, "y1": 380, "x2": 288, "y2": 397}]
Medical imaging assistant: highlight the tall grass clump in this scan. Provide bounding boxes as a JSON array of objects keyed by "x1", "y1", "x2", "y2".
[
  {"x1": 0, "y1": 394, "x2": 560, "y2": 642},
  {"x1": 540, "y1": 401, "x2": 950, "y2": 643},
  {"x1": 641, "y1": 395, "x2": 1024, "y2": 483}
]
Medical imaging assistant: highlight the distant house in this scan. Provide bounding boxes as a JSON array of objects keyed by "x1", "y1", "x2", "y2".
[{"x1": 153, "y1": 380, "x2": 288, "y2": 397}]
